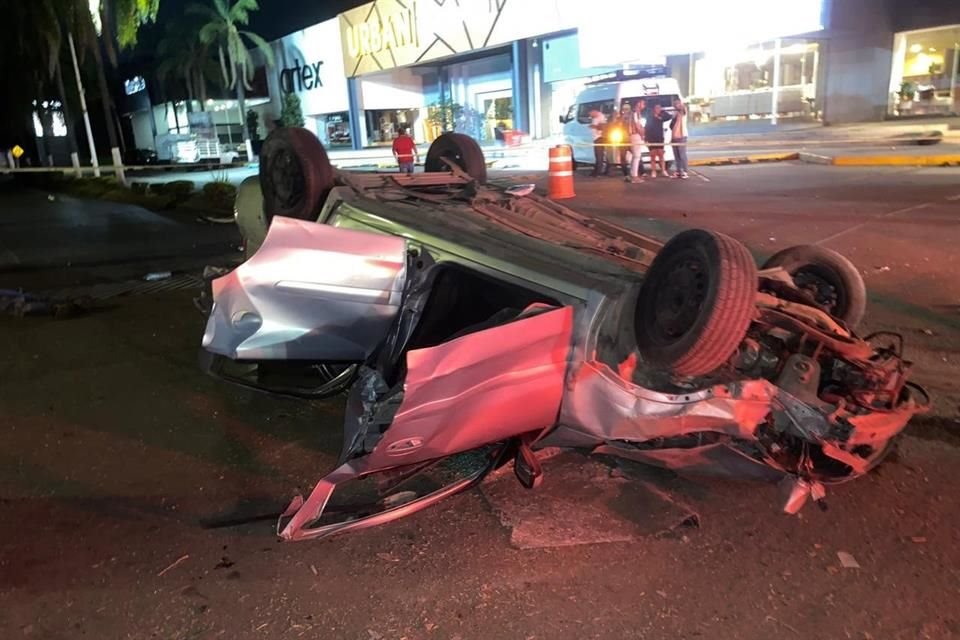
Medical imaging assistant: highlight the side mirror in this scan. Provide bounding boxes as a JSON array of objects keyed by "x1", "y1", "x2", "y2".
[{"x1": 558, "y1": 115, "x2": 568, "y2": 124}]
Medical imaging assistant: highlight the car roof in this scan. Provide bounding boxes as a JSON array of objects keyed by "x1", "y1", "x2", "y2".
[{"x1": 574, "y1": 78, "x2": 684, "y2": 104}]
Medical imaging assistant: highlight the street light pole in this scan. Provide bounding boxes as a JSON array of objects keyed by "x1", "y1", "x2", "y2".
[
  {"x1": 68, "y1": 32, "x2": 100, "y2": 178},
  {"x1": 771, "y1": 38, "x2": 782, "y2": 126}
]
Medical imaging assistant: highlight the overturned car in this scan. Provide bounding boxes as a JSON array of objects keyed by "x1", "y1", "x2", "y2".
[{"x1": 201, "y1": 128, "x2": 928, "y2": 542}]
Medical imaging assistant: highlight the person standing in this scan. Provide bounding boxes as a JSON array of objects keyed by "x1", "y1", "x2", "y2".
[
  {"x1": 626, "y1": 98, "x2": 647, "y2": 183},
  {"x1": 392, "y1": 127, "x2": 419, "y2": 174},
  {"x1": 608, "y1": 102, "x2": 631, "y2": 176},
  {"x1": 588, "y1": 108, "x2": 607, "y2": 177},
  {"x1": 644, "y1": 103, "x2": 669, "y2": 178},
  {"x1": 670, "y1": 98, "x2": 690, "y2": 179}
]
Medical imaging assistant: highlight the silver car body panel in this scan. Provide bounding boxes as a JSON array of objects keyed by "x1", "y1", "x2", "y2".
[{"x1": 202, "y1": 216, "x2": 407, "y2": 361}]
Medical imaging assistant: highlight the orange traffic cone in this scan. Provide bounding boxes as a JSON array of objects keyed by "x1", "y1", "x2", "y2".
[{"x1": 548, "y1": 145, "x2": 575, "y2": 200}]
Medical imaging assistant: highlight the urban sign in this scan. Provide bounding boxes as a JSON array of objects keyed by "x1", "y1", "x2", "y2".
[
  {"x1": 343, "y1": 5, "x2": 419, "y2": 59},
  {"x1": 340, "y1": 0, "x2": 578, "y2": 77}
]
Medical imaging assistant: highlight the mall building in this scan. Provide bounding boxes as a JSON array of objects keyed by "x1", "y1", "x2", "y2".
[{"x1": 125, "y1": 0, "x2": 960, "y2": 153}]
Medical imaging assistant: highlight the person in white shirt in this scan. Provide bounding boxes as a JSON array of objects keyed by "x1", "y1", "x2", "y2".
[
  {"x1": 589, "y1": 109, "x2": 607, "y2": 177},
  {"x1": 670, "y1": 98, "x2": 690, "y2": 179},
  {"x1": 626, "y1": 98, "x2": 647, "y2": 183}
]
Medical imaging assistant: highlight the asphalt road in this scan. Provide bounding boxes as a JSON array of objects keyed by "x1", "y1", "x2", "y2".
[{"x1": 2, "y1": 164, "x2": 959, "y2": 639}]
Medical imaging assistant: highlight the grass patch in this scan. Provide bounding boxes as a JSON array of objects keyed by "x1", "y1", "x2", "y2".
[{"x1": 23, "y1": 175, "x2": 234, "y2": 216}]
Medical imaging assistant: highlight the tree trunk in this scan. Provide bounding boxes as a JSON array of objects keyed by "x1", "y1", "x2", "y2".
[
  {"x1": 184, "y1": 63, "x2": 195, "y2": 114},
  {"x1": 38, "y1": 97, "x2": 55, "y2": 166},
  {"x1": 91, "y1": 36, "x2": 119, "y2": 153},
  {"x1": 236, "y1": 76, "x2": 252, "y2": 158},
  {"x1": 236, "y1": 76, "x2": 247, "y2": 134},
  {"x1": 54, "y1": 60, "x2": 80, "y2": 157},
  {"x1": 197, "y1": 69, "x2": 208, "y2": 110}
]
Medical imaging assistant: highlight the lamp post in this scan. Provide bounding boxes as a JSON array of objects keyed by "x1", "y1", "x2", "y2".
[{"x1": 68, "y1": 32, "x2": 101, "y2": 178}]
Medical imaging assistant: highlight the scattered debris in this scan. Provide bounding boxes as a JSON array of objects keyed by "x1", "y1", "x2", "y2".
[
  {"x1": 376, "y1": 552, "x2": 400, "y2": 563},
  {"x1": 144, "y1": 271, "x2": 173, "y2": 282},
  {"x1": 910, "y1": 536, "x2": 927, "y2": 543},
  {"x1": 213, "y1": 556, "x2": 234, "y2": 569},
  {"x1": 874, "y1": 266, "x2": 891, "y2": 273},
  {"x1": 157, "y1": 554, "x2": 190, "y2": 577},
  {"x1": 47, "y1": 194, "x2": 55, "y2": 201},
  {"x1": 837, "y1": 551, "x2": 861, "y2": 569},
  {"x1": 505, "y1": 184, "x2": 536, "y2": 197},
  {"x1": 922, "y1": 329, "x2": 935, "y2": 336},
  {"x1": 765, "y1": 615, "x2": 801, "y2": 636},
  {"x1": 309, "y1": 564, "x2": 318, "y2": 576},
  {"x1": 0, "y1": 289, "x2": 92, "y2": 319}
]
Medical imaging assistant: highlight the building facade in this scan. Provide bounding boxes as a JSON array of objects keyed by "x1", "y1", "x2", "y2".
[{"x1": 125, "y1": 0, "x2": 960, "y2": 155}]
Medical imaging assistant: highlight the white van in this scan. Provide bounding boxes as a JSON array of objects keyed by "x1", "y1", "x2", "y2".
[{"x1": 561, "y1": 76, "x2": 686, "y2": 170}]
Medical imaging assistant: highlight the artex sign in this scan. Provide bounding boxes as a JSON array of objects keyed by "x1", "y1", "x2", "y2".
[
  {"x1": 279, "y1": 59, "x2": 325, "y2": 93},
  {"x1": 269, "y1": 18, "x2": 350, "y2": 116}
]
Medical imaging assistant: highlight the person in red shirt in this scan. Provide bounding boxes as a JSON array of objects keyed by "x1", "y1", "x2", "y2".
[{"x1": 392, "y1": 127, "x2": 419, "y2": 174}]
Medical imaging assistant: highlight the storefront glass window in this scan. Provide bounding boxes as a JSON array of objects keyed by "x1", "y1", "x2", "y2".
[
  {"x1": 315, "y1": 112, "x2": 352, "y2": 147},
  {"x1": 365, "y1": 109, "x2": 421, "y2": 145},
  {"x1": 691, "y1": 40, "x2": 819, "y2": 121},
  {"x1": 889, "y1": 26, "x2": 960, "y2": 117}
]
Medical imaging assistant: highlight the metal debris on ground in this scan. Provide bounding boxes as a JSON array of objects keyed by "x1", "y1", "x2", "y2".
[
  {"x1": 156, "y1": 554, "x2": 190, "y2": 577},
  {"x1": 143, "y1": 271, "x2": 173, "y2": 281},
  {"x1": 837, "y1": 551, "x2": 861, "y2": 569},
  {"x1": 0, "y1": 289, "x2": 92, "y2": 319}
]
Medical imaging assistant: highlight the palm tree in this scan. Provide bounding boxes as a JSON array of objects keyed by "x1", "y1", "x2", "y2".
[
  {"x1": 88, "y1": 1, "x2": 160, "y2": 159},
  {"x1": 189, "y1": 0, "x2": 275, "y2": 156},
  {"x1": 7, "y1": 0, "x2": 93, "y2": 164},
  {"x1": 156, "y1": 17, "x2": 218, "y2": 113}
]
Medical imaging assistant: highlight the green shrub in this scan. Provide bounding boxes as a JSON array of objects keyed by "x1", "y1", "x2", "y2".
[
  {"x1": 202, "y1": 181, "x2": 236, "y2": 200},
  {"x1": 130, "y1": 181, "x2": 148, "y2": 194},
  {"x1": 149, "y1": 180, "x2": 194, "y2": 201}
]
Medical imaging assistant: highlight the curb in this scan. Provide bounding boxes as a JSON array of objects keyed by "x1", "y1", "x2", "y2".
[
  {"x1": 690, "y1": 152, "x2": 800, "y2": 167},
  {"x1": 799, "y1": 152, "x2": 960, "y2": 167}
]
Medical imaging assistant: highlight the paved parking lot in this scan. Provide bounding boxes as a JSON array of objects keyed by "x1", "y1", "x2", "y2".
[{"x1": 2, "y1": 163, "x2": 959, "y2": 639}]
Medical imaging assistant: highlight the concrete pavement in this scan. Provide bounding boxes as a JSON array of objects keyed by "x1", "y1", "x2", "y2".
[{"x1": 2, "y1": 162, "x2": 960, "y2": 639}]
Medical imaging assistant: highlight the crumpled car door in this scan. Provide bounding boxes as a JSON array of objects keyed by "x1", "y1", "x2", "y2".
[
  {"x1": 279, "y1": 305, "x2": 575, "y2": 542},
  {"x1": 200, "y1": 216, "x2": 407, "y2": 396}
]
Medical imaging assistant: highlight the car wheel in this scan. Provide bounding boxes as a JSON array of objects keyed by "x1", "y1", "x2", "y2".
[
  {"x1": 259, "y1": 127, "x2": 334, "y2": 222},
  {"x1": 635, "y1": 229, "x2": 758, "y2": 377},
  {"x1": 425, "y1": 133, "x2": 487, "y2": 184},
  {"x1": 761, "y1": 245, "x2": 866, "y2": 329}
]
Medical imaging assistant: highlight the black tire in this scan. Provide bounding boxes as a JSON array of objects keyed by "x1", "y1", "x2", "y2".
[
  {"x1": 635, "y1": 229, "x2": 758, "y2": 377},
  {"x1": 425, "y1": 133, "x2": 487, "y2": 184},
  {"x1": 259, "y1": 127, "x2": 334, "y2": 222},
  {"x1": 761, "y1": 245, "x2": 866, "y2": 328}
]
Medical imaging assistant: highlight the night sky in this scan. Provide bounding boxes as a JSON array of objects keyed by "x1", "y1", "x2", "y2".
[{"x1": 156, "y1": 0, "x2": 368, "y2": 42}]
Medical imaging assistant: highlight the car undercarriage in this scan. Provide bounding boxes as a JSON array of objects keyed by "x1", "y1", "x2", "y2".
[{"x1": 201, "y1": 128, "x2": 929, "y2": 542}]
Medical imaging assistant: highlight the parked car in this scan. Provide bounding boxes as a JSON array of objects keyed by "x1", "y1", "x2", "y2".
[
  {"x1": 122, "y1": 148, "x2": 158, "y2": 165},
  {"x1": 201, "y1": 127, "x2": 928, "y2": 542}
]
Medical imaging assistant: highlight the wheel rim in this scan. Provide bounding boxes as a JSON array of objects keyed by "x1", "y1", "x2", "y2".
[
  {"x1": 269, "y1": 147, "x2": 306, "y2": 209},
  {"x1": 647, "y1": 248, "x2": 710, "y2": 344},
  {"x1": 793, "y1": 267, "x2": 847, "y2": 318}
]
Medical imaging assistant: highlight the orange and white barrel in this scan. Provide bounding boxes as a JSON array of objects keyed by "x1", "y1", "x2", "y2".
[{"x1": 548, "y1": 145, "x2": 575, "y2": 200}]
